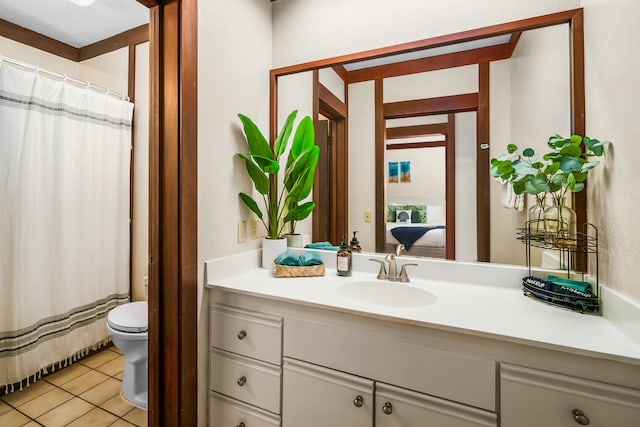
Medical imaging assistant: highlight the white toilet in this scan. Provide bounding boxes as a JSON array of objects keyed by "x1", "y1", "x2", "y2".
[{"x1": 107, "y1": 301, "x2": 148, "y2": 410}]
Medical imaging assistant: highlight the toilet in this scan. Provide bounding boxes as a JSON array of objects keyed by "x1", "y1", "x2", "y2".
[{"x1": 107, "y1": 301, "x2": 148, "y2": 410}]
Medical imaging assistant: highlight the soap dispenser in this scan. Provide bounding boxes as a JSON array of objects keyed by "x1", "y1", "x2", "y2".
[
  {"x1": 350, "y1": 231, "x2": 362, "y2": 253},
  {"x1": 337, "y1": 235, "x2": 352, "y2": 276}
]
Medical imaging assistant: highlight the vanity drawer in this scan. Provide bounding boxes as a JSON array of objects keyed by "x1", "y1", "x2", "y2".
[
  {"x1": 501, "y1": 363, "x2": 640, "y2": 427},
  {"x1": 210, "y1": 391, "x2": 280, "y2": 427},
  {"x1": 210, "y1": 348, "x2": 281, "y2": 414},
  {"x1": 375, "y1": 382, "x2": 497, "y2": 427},
  {"x1": 210, "y1": 304, "x2": 282, "y2": 365}
]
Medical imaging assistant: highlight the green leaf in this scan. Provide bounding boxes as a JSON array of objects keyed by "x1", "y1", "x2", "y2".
[
  {"x1": 239, "y1": 193, "x2": 263, "y2": 219},
  {"x1": 238, "y1": 114, "x2": 273, "y2": 160},
  {"x1": 580, "y1": 161, "x2": 600, "y2": 173},
  {"x1": 567, "y1": 172, "x2": 576, "y2": 190},
  {"x1": 283, "y1": 201, "x2": 316, "y2": 223},
  {"x1": 507, "y1": 144, "x2": 518, "y2": 154},
  {"x1": 560, "y1": 144, "x2": 583, "y2": 157},
  {"x1": 522, "y1": 148, "x2": 535, "y2": 157},
  {"x1": 570, "y1": 134, "x2": 583, "y2": 145},
  {"x1": 286, "y1": 146, "x2": 319, "y2": 201},
  {"x1": 571, "y1": 182, "x2": 585, "y2": 192},
  {"x1": 236, "y1": 153, "x2": 270, "y2": 194},
  {"x1": 531, "y1": 175, "x2": 550, "y2": 192},
  {"x1": 287, "y1": 116, "x2": 315, "y2": 169},
  {"x1": 544, "y1": 162, "x2": 561, "y2": 175},
  {"x1": 247, "y1": 154, "x2": 280, "y2": 174},
  {"x1": 559, "y1": 157, "x2": 583, "y2": 173},
  {"x1": 274, "y1": 110, "x2": 298, "y2": 159},
  {"x1": 490, "y1": 158, "x2": 500, "y2": 166}
]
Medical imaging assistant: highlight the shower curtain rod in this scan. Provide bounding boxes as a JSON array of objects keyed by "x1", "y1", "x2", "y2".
[{"x1": 0, "y1": 55, "x2": 130, "y2": 101}]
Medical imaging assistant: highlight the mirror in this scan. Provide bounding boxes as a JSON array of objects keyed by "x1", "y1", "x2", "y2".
[{"x1": 271, "y1": 9, "x2": 585, "y2": 268}]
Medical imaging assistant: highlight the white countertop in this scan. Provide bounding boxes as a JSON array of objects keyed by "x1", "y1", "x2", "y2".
[{"x1": 205, "y1": 250, "x2": 640, "y2": 366}]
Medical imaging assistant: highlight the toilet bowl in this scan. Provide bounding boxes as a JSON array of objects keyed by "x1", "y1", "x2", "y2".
[{"x1": 107, "y1": 301, "x2": 148, "y2": 410}]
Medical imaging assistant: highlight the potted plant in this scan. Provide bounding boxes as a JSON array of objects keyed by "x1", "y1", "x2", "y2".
[
  {"x1": 236, "y1": 110, "x2": 319, "y2": 267},
  {"x1": 490, "y1": 134, "x2": 609, "y2": 244}
]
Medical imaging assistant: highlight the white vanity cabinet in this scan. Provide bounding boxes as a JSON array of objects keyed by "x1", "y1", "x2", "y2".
[
  {"x1": 209, "y1": 304, "x2": 283, "y2": 427},
  {"x1": 501, "y1": 364, "x2": 640, "y2": 427}
]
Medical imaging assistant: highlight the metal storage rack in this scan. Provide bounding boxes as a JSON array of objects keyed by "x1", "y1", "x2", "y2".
[{"x1": 516, "y1": 221, "x2": 599, "y2": 314}]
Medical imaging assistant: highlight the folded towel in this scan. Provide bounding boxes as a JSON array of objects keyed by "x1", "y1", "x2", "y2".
[
  {"x1": 300, "y1": 251, "x2": 324, "y2": 266},
  {"x1": 275, "y1": 251, "x2": 302, "y2": 266},
  {"x1": 547, "y1": 275, "x2": 592, "y2": 293},
  {"x1": 305, "y1": 241, "x2": 340, "y2": 251}
]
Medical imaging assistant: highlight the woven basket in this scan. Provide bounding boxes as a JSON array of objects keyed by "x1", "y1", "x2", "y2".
[{"x1": 273, "y1": 264, "x2": 325, "y2": 278}]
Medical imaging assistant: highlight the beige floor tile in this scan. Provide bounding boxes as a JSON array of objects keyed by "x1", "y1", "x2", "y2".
[
  {"x1": 79, "y1": 378, "x2": 122, "y2": 406},
  {"x1": 1, "y1": 380, "x2": 55, "y2": 407},
  {"x1": 21, "y1": 422, "x2": 42, "y2": 427},
  {"x1": 109, "y1": 419, "x2": 136, "y2": 426},
  {"x1": 80, "y1": 350, "x2": 120, "y2": 369},
  {"x1": 101, "y1": 394, "x2": 136, "y2": 417},
  {"x1": 123, "y1": 407, "x2": 148, "y2": 426},
  {"x1": 108, "y1": 346, "x2": 123, "y2": 355},
  {"x1": 66, "y1": 407, "x2": 118, "y2": 427},
  {"x1": 114, "y1": 372, "x2": 124, "y2": 381},
  {"x1": 45, "y1": 363, "x2": 91, "y2": 387},
  {"x1": 36, "y1": 397, "x2": 93, "y2": 427},
  {"x1": 96, "y1": 356, "x2": 125, "y2": 377},
  {"x1": 59, "y1": 370, "x2": 110, "y2": 395},
  {"x1": 0, "y1": 399, "x2": 12, "y2": 415},
  {"x1": 0, "y1": 409, "x2": 30, "y2": 427},
  {"x1": 16, "y1": 388, "x2": 73, "y2": 419}
]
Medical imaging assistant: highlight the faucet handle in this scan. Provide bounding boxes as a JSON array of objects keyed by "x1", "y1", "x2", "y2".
[
  {"x1": 398, "y1": 263, "x2": 418, "y2": 282},
  {"x1": 369, "y1": 258, "x2": 388, "y2": 280}
]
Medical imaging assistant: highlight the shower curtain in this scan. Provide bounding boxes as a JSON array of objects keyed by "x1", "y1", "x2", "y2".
[{"x1": 0, "y1": 63, "x2": 133, "y2": 391}]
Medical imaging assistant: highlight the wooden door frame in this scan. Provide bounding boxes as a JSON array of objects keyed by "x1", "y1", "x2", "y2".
[{"x1": 143, "y1": 0, "x2": 198, "y2": 425}]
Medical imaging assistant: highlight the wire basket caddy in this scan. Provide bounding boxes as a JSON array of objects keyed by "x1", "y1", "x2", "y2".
[{"x1": 516, "y1": 221, "x2": 599, "y2": 314}]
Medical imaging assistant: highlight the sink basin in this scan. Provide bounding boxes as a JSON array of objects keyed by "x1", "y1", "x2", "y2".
[{"x1": 336, "y1": 280, "x2": 436, "y2": 308}]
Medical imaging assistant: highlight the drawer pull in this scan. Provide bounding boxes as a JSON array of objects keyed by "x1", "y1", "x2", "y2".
[
  {"x1": 353, "y1": 395, "x2": 364, "y2": 407},
  {"x1": 237, "y1": 330, "x2": 247, "y2": 340},
  {"x1": 237, "y1": 376, "x2": 247, "y2": 386},
  {"x1": 237, "y1": 423, "x2": 245, "y2": 427},
  {"x1": 382, "y1": 402, "x2": 393, "y2": 415},
  {"x1": 572, "y1": 409, "x2": 590, "y2": 425}
]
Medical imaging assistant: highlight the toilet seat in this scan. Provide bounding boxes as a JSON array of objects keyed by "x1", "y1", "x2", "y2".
[{"x1": 108, "y1": 301, "x2": 148, "y2": 333}]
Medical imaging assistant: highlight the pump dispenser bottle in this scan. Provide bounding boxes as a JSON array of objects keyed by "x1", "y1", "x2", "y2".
[{"x1": 337, "y1": 235, "x2": 352, "y2": 276}]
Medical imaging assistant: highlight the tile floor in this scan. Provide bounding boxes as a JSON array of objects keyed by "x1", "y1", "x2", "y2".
[{"x1": 0, "y1": 347, "x2": 147, "y2": 427}]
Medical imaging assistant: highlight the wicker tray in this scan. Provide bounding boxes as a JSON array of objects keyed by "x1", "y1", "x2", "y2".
[{"x1": 273, "y1": 264, "x2": 325, "y2": 278}]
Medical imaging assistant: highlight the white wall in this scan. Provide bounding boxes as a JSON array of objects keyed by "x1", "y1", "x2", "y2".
[{"x1": 197, "y1": 0, "x2": 272, "y2": 424}]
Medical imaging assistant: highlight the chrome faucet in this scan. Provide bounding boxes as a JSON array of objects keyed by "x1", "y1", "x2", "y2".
[{"x1": 369, "y1": 252, "x2": 418, "y2": 283}]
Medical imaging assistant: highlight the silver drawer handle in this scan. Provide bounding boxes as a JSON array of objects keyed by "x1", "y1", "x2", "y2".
[
  {"x1": 572, "y1": 409, "x2": 590, "y2": 425},
  {"x1": 382, "y1": 402, "x2": 393, "y2": 415},
  {"x1": 237, "y1": 376, "x2": 247, "y2": 386},
  {"x1": 237, "y1": 330, "x2": 247, "y2": 340},
  {"x1": 353, "y1": 395, "x2": 364, "y2": 407}
]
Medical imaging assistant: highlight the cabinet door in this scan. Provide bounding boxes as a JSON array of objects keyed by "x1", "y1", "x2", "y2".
[
  {"x1": 282, "y1": 358, "x2": 374, "y2": 427},
  {"x1": 501, "y1": 364, "x2": 640, "y2": 427},
  {"x1": 375, "y1": 383, "x2": 497, "y2": 427},
  {"x1": 210, "y1": 391, "x2": 280, "y2": 427}
]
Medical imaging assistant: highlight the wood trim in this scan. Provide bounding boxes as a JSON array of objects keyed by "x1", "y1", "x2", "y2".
[
  {"x1": 137, "y1": 0, "x2": 161, "y2": 6},
  {"x1": 271, "y1": 8, "x2": 583, "y2": 77},
  {"x1": 128, "y1": 45, "x2": 136, "y2": 299},
  {"x1": 477, "y1": 63, "x2": 490, "y2": 262},
  {"x1": 384, "y1": 93, "x2": 479, "y2": 119},
  {"x1": 386, "y1": 123, "x2": 448, "y2": 139},
  {"x1": 332, "y1": 65, "x2": 348, "y2": 83},
  {"x1": 0, "y1": 18, "x2": 78, "y2": 61},
  {"x1": 374, "y1": 80, "x2": 385, "y2": 253},
  {"x1": 348, "y1": 44, "x2": 511, "y2": 83},
  {"x1": 507, "y1": 31, "x2": 523, "y2": 56},
  {"x1": 312, "y1": 70, "x2": 321, "y2": 242},
  {"x1": 148, "y1": 0, "x2": 198, "y2": 424},
  {"x1": 318, "y1": 83, "x2": 348, "y2": 118},
  {"x1": 446, "y1": 113, "x2": 456, "y2": 260},
  {"x1": 386, "y1": 141, "x2": 447, "y2": 150},
  {"x1": 78, "y1": 24, "x2": 150, "y2": 62}
]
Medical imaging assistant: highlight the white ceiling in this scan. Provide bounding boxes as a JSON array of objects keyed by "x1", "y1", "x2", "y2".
[{"x1": 0, "y1": 0, "x2": 149, "y2": 48}]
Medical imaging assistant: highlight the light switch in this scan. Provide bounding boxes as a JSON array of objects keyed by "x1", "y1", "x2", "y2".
[
  {"x1": 238, "y1": 221, "x2": 247, "y2": 243},
  {"x1": 364, "y1": 211, "x2": 372, "y2": 223},
  {"x1": 250, "y1": 219, "x2": 260, "y2": 239}
]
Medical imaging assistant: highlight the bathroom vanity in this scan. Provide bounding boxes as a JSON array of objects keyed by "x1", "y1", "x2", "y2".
[{"x1": 205, "y1": 250, "x2": 640, "y2": 427}]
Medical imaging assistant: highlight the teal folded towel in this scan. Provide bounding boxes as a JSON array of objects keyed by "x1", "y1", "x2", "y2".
[
  {"x1": 300, "y1": 251, "x2": 323, "y2": 266},
  {"x1": 305, "y1": 241, "x2": 340, "y2": 251},
  {"x1": 275, "y1": 251, "x2": 302, "y2": 266},
  {"x1": 547, "y1": 275, "x2": 592, "y2": 293}
]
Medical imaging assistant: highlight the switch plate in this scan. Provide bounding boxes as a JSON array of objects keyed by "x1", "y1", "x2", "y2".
[
  {"x1": 364, "y1": 211, "x2": 372, "y2": 223},
  {"x1": 250, "y1": 219, "x2": 260, "y2": 239},
  {"x1": 238, "y1": 221, "x2": 247, "y2": 243}
]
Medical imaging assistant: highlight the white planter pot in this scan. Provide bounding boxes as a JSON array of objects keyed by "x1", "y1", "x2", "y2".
[
  {"x1": 262, "y1": 237, "x2": 287, "y2": 269},
  {"x1": 284, "y1": 233, "x2": 304, "y2": 248}
]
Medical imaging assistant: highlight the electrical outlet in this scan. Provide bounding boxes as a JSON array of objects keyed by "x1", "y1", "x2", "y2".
[
  {"x1": 238, "y1": 221, "x2": 247, "y2": 243},
  {"x1": 364, "y1": 211, "x2": 372, "y2": 223},
  {"x1": 250, "y1": 219, "x2": 260, "y2": 239}
]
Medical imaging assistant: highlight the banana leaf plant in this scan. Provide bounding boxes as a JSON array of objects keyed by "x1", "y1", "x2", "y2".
[{"x1": 237, "y1": 110, "x2": 319, "y2": 240}]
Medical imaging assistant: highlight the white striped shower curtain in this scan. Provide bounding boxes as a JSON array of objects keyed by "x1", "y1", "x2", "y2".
[{"x1": 0, "y1": 63, "x2": 133, "y2": 392}]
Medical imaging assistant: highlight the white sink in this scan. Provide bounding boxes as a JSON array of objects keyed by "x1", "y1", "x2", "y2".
[{"x1": 337, "y1": 280, "x2": 437, "y2": 308}]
